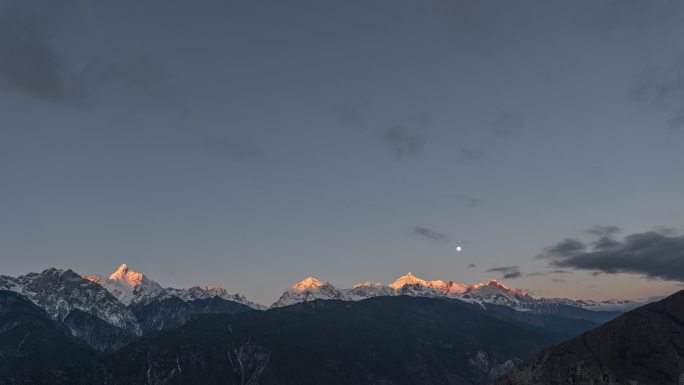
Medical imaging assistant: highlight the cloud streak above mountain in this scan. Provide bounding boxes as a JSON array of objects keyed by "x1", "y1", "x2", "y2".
[{"x1": 487, "y1": 266, "x2": 522, "y2": 279}]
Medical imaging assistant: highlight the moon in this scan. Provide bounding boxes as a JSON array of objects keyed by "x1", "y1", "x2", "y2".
[{"x1": 456, "y1": 246, "x2": 462, "y2": 252}]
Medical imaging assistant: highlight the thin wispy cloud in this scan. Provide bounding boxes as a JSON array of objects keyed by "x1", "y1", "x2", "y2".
[
  {"x1": 0, "y1": 1, "x2": 84, "y2": 103},
  {"x1": 384, "y1": 126, "x2": 425, "y2": 160},
  {"x1": 583, "y1": 225, "x2": 621, "y2": 237},
  {"x1": 487, "y1": 266, "x2": 522, "y2": 279},
  {"x1": 413, "y1": 226, "x2": 450, "y2": 243},
  {"x1": 330, "y1": 103, "x2": 366, "y2": 128},
  {"x1": 0, "y1": 1, "x2": 179, "y2": 107},
  {"x1": 632, "y1": 54, "x2": 684, "y2": 129},
  {"x1": 456, "y1": 194, "x2": 480, "y2": 208},
  {"x1": 456, "y1": 148, "x2": 487, "y2": 165},
  {"x1": 490, "y1": 111, "x2": 524, "y2": 137},
  {"x1": 583, "y1": 0, "x2": 684, "y2": 36}
]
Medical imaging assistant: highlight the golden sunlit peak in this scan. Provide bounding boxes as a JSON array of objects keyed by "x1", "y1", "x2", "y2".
[
  {"x1": 389, "y1": 272, "x2": 430, "y2": 289},
  {"x1": 291, "y1": 277, "x2": 325, "y2": 291},
  {"x1": 111, "y1": 263, "x2": 129, "y2": 275},
  {"x1": 108, "y1": 263, "x2": 144, "y2": 286},
  {"x1": 469, "y1": 279, "x2": 529, "y2": 296}
]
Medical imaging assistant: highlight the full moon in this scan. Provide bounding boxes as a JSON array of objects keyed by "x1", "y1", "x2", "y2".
[{"x1": 456, "y1": 246, "x2": 462, "y2": 252}]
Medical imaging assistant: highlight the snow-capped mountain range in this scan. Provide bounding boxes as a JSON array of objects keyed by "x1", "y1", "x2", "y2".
[
  {"x1": 0, "y1": 268, "x2": 140, "y2": 331},
  {"x1": 1, "y1": 264, "x2": 656, "y2": 351},
  {"x1": 271, "y1": 272, "x2": 652, "y2": 312},
  {"x1": 82, "y1": 263, "x2": 266, "y2": 310},
  {"x1": 0, "y1": 264, "x2": 264, "y2": 350}
]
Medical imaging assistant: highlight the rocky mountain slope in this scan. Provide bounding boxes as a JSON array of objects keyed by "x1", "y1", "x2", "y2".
[
  {"x1": 0, "y1": 264, "x2": 263, "y2": 350},
  {"x1": 0, "y1": 269, "x2": 140, "y2": 351},
  {"x1": 491, "y1": 290, "x2": 684, "y2": 385}
]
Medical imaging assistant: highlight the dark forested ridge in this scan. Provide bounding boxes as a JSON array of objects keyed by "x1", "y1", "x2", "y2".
[
  {"x1": 0, "y1": 291, "x2": 93, "y2": 378},
  {"x1": 1, "y1": 295, "x2": 602, "y2": 385}
]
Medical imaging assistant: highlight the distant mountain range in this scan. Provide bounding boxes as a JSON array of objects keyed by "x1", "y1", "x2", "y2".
[
  {"x1": 271, "y1": 272, "x2": 649, "y2": 321},
  {"x1": 0, "y1": 263, "x2": 673, "y2": 384},
  {"x1": 0, "y1": 264, "x2": 260, "y2": 350},
  {"x1": 0, "y1": 265, "x2": 684, "y2": 385},
  {"x1": 0, "y1": 264, "x2": 654, "y2": 352}
]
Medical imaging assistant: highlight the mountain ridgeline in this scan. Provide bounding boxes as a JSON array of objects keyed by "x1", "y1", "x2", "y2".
[{"x1": 0, "y1": 264, "x2": 667, "y2": 384}]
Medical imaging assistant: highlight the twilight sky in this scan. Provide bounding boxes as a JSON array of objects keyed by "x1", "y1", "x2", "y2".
[{"x1": 1, "y1": 0, "x2": 683, "y2": 305}]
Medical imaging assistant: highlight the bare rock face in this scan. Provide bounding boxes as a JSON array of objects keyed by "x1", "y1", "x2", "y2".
[{"x1": 491, "y1": 290, "x2": 684, "y2": 385}]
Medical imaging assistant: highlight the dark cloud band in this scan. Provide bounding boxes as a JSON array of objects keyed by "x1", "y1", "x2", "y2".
[{"x1": 539, "y1": 230, "x2": 684, "y2": 282}]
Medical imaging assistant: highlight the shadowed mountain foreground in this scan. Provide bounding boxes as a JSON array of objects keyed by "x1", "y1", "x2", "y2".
[
  {"x1": 2, "y1": 295, "x2": 593, "y2": 385},
  {"x1": 492, "y1": 290, "x2": 684, "y2": 385}
]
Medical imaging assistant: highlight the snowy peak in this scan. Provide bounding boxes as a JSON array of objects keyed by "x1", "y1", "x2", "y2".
[
  {"x1": 100, "y1": 264, "x2": 163, "y2": 305},
  {"x1": 94, "y1": 264, "x2": 266, "y2": 309},
  {"x1": 292, "y1": 276, "x2": 326, "y2": 291},
  {"x1": 107, "y1": 263, "x2": 160, "y2": 289},
  {"x1": 389, "y1": 272, "x2": 448, "y2": 291},
  {"x1": 467, "y1": 280, "x2": 529, "y2": 297},
  {"x1": 271, "y1": 276, "x2": 349, "y2": 308},
  {"x1": 109, "y1": 263, "x2": 138, "y2": 283},
  {"x1": 389, "y1": 272, "x2": 428, "y2": 289},
  {"x1": 388, "y1": 272, "x2": 468, "y2": 296}
]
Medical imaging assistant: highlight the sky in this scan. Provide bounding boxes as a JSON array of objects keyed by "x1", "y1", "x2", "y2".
[{"x1": 1, "y1": 0, "x2": 683, "y2": 306}]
